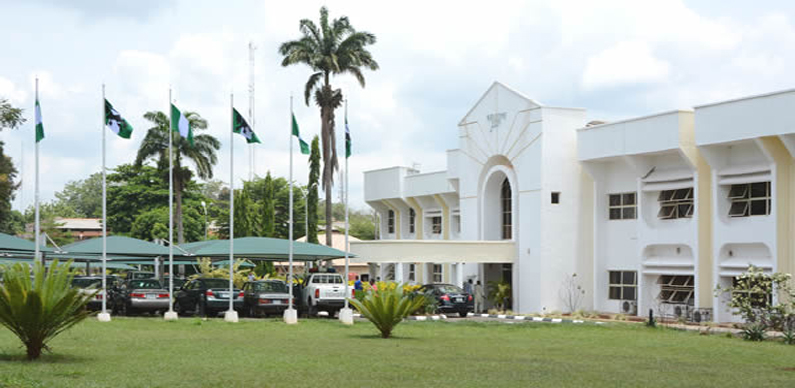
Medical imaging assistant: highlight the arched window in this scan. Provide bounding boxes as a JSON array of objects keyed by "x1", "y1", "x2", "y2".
[{"x1": 501, "y1": 178, "x2": 512, "y2": 240}]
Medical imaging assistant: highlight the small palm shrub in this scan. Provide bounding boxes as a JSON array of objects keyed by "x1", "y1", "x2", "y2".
[
  {"x1": 0, "y1": 260, "x2": 95, "y2": 360},
  {"x1": 742, "y1": 323, "x2": 767, "y2": 342},
  {"x1": 782, "y1": 329, "x2": 795, "y2": 345},
  {"x1": 349, "y1": 286, "x2": 425, "y2": 338}
]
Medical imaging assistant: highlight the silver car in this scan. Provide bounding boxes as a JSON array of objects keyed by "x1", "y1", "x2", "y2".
[
  {"x1": 242, "y1": 280, "x2": 292, "y2": 317},
  {"x1": 110, "y1": 279, "x2": 170, "y2": 315}
]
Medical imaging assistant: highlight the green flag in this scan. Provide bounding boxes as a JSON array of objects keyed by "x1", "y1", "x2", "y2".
[
  {"x1": 232, "y1": 108, "x2": 260, "y2": 144},
  {"x1": 345, "y1": 114, "x2": 351, "y2": 158},
  {"x1": 291, "y1": 113, "x2": 310, "y2": 155},
  {"x1": 104, "y1": 99, "x2": 133, "y2": 139},
  {"x1": 35, "y1": 99, "x2": 44, "y2": 142},
  {"x1": 171, "y1": 103, "x2": 193, "y2": 146}
]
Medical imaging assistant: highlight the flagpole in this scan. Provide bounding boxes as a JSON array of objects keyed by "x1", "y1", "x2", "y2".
[
  {"x1": 285, "y1": 95, "x2": 297, "y2": 324},
  {"x1": 98, "y1": 84, "x2": 110, "y2": 322},
  {"x1": 225, "y1": 93, "x2": 238, "y2": 322},
  {"x1": 165, "y1": 88, "x2": 177, "y2": 321},
  {"x1": 340, "y1": 99, "x2": 353, "y2": 325},
  {"x1": 34, "y1": 77, "x2": 40, "y2": 267}
]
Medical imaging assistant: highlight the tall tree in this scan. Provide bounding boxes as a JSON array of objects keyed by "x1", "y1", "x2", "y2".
[
  {"x1": 106, "y1": 164, "x2": 168, "y2": 235},
  {"x1": 54, "y1": 173, "x2": 102, "y2": 218},
  {"x1": 261, "y1": 172, "x2": 275, "y2": 237},
  {"x1": 279, "y1": 6, "x2": 378, "y2": 246},
  {"x1": 0, "y1": 98, "x2": 25, "y2": 130},
  {"x1": 135, "y1": 110, "x2": 220, "y2": 244},
  {"x1": 0, "y1": 141, "x2": 20, "y2": 234},
  {"x1": 307, "y1": 136, "x2": 320, "y2": 243},
  {"x1": 233, "y1": 188, "x2": 257, "y2": 237}
]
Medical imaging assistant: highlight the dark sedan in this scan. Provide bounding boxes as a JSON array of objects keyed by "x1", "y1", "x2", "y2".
[
  {"x1": 109, "y1": 279, "x2": 170, "y2": 315},
  {"x1": 242, "y1": 280, "x2": 292, "y2": 317},
  {"x1": 173, "y1": 278, "x2": 243, "y2": 317},
  {"x1": 419, "y1": 284, "x2": 474, "y2": 317}
]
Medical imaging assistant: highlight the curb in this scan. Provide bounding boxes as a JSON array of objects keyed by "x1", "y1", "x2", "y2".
[
  {"x1": 352, "y1": 313, "x2": 449, "y2": 321},
  {"x1": 467, "y1": 313, "x2": 604, "y2": 325}
]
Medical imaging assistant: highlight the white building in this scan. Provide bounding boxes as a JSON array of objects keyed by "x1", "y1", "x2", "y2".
[{"x1": 351, "y1": 82, "x2": 795, "y2": 322}]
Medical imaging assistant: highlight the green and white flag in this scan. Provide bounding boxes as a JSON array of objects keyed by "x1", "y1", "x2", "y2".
[
  {"x1": 104, "y1": 99, "x2": 133, "y2": 139},
  {"x1": 291, "y1": 113, "x2": 310, "y2": 155},
  {"x1": 171, "y1": 103, "x2": 193, "y2": 146},
  {"x1": 233, "y1": 108, "x2": 260, "y2": 144},
  {"x1": 35, "y1": 98, "x2": 44, "y2": 142}
]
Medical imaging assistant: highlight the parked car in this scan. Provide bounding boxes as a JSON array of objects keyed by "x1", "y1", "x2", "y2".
[
  {"x1": 71, "y1": 276, "x2": 104, "y2": 311},
  {"x1": 242, "y1": 280, "x2": 292, "y2": 317},
  {"x1": 300, "y1": 271, "x2": 353, "y2": 317},
  {"x1": 418, "y1": 284, "x2": 473, "y2": 317},
  {"x1": 109, "y1": 279, "x2": 170, "y2": 316},
  {"x1": 173, "y1": 278, "x2": 243, "y2": 317}
]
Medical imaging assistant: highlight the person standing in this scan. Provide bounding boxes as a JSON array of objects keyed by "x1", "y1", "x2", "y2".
[
  {"x1": 463, "y1": 278, "x2": 473, "y2": 295},
  {"x1": 354, "y1": 275, "x2": 363, "y2": 291},
  {"x1": 474, "y1": 280, "x2": 485, "y2": 313}
]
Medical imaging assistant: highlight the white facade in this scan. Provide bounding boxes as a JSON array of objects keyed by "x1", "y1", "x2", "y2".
[{"x1": 354, "y1": 82, "x2": 795, "y2": 322}]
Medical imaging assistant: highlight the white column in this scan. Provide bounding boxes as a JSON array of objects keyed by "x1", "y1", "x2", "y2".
[
  {"x1": 456, "y1": 262, "x2": 464, "y2": 287},
  {"x1": 394, "y1": 262, "x2": 404, "y2": 284}
]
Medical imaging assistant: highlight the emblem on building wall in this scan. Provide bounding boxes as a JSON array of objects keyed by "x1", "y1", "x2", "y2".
[{"x1": 487, "y1": 112, "x2": 507, "y2": 130}]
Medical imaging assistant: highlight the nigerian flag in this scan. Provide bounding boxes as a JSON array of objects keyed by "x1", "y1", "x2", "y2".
[
  {"x1": 104, "y1": 99, "x2": 133, "y2": 139},
  {"x1": 233, "y1": 108, "x2": 260, "y2": 144},
  {"x1": 345, "y1": 114, "x2": 351, "y2": 158},
  {"x1": 171, "y1": 103, "x2": 193, "y2": 146},
  {"x1": 35, "y1": 98, "x2": 44, "y2": 142},
  {"x1": 291, "y1": 114, "x2": 310, "y2": 155}
]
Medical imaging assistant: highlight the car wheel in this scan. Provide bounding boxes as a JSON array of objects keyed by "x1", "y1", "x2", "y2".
[
  {"x1": 194, "y1": 301, "x2": 204, "y2": 317},
  {"x1": 248, "y1": 306, "x2": 257, "y2": 318},
  {"x1": 119, "y1": 303, "x2": 128, "y2": 316},
  {"x1": 174, "y1": 300, "x2": 183, "y2": 315},
  {"x1": 308, "y1": 299, "x2": 317, "y2": 317},
  {"x1": 459, "y1": 311, "x2": 468, "y2": 318}
]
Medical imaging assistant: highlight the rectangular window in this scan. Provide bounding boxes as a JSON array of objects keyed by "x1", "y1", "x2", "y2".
[
  {"x1": 657, "y1": 188, "x2": 694, "y2": 219},
  {"x1": 608, "y1": 192, "x2": 637, "y2": 220},
  {"x1": 732, "y1": 277, "x2": 773, "y2": 308},
  {"x1": 432, "y1": 264, "x2": 443, "y2": 283},
  {"x1": 408, "y1": 264, "x2": 416, "y2": 282},
  {"x1": 728, "y1": 182, "x2": 771, "y2": 217},
  {"x1": 387, "y1": 210, "x2": 395, "y2": 234},
  {"x1": 551, "y1": 192, "x2": 560, "y2": 204},
  {"x1": 431, "y1": 216, "x2": 442, "y2": 235},
  {"x1": 657, "y1": 275, "x2": 694, "y2": 305},
  {"x1": 608, "y1": 271, "x2": 637, "y2": 300},
  {"x1": 409, "y1": 208, "x2": 416, "y2": 234}
]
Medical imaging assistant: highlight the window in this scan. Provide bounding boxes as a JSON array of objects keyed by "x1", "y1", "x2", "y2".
[
  {"x1": 501, "y1": 178, "x2": 512, "y2": 239},
  {"x1": 431, "y1": 217, "x2": 442, "y2": 234},
  {"x1": 432, "y1": 264, "x2": 443, "y2": 283},
  {"x1": 732, "y1": 277, "x2": 773, "y2": 308},
  {"x1": 551, "y1": 192, "x2": 560, "y2": 204},
  {"x1": 608, "y1": 271, "x2": 637, "y2": 300},
  {"x1": 387, "y1": 210, "x2": 395, "y2": 234},
  {"x1": 608, "y1": 192, "x2": 636, "y2": 220},
  {"x1": 728, "y1": 182, "x2": 771, "y2": 217},
  {"x1": 409, "y1": 208, "x2": 416, "y2": 234},
  {"x1": 408, "y1": 264, "x2": 416, "y2": 282},
  {"x1": 657, "y1": 188, "x2": 694, "y2": 219},
  {"x1": 657, "y1": 275, "x2": 694, "y2": 305}
]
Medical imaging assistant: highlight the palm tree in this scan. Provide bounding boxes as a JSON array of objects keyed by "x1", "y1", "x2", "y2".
[
  {"x1": 135, "y1": 110, "x2": 220, "y2": 243},
  {"x1": 279, "y1": 6, "x2": 378, "y2": 246}
]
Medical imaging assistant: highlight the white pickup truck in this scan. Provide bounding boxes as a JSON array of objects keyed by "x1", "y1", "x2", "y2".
[{"x1": 300, "y1": 272, "x2": 352, "y2": 317}]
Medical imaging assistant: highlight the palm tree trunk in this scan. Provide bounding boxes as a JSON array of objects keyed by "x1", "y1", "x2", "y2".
[
  {"x1": 175, "y1": 176, "x2": 185, "y2": 244},
  {"x1": 325, "y1": 184, "x2": 333, "y2": 246}
]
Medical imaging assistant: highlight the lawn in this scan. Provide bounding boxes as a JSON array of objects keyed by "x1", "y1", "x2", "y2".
[{"x1": 0, "y1": 318, "x2": 794, "y2": 387}]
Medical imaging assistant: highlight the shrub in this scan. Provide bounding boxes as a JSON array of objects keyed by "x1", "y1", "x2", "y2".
[
  {"x1": 488, "y1": 280, "x2": 511, "y2": 311},
  {"x1": 349, "y1": 286, "x2": 425, "y2": 338},
  {"x1": 0, "y1": 260, "x2": 95, "y2": 360},
  {"x1": 782, "y1": 329, "x2": 795, "y2": 345},
  {"x1": 742, "y1": 323, "x2": 767, "y2": 342}
]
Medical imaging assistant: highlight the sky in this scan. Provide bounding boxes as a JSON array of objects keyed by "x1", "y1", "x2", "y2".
[{"x1": 3, "y1": 0, "x2": 795, "y2": 213}]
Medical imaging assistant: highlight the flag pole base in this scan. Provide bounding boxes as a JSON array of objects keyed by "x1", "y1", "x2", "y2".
[
  {"x1": 97, "y1": 312, "x2": 111, "y2": 322},
  {"x1": 224, "y1": 310, "x2": 239, "y2": 323},
  {"x1": 283, "y1": 308, "x2": 298, "y2": 324},
  {"x1": 164, "y1": 311, "x2": 179, "y2": 321},
  {"x1": 338, "y1": 307, "x2": 354, "y2": 325}
]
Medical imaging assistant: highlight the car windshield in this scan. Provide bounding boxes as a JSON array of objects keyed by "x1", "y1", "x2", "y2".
[
  {"x1": 253, "y1": 282, "x2": 288, "y2": 293},
  {"x1": 203, "y1": 279, "x2": 232, "y2": 289},
  {"x1": 131, "y1": 273, "x2": 154, "y2": 280},
  {"x1": 311, "y1": 274, "x2": 344, "y2": 284},
  {"x1": 433, "y1": 285, "x2": 464, "y2": 294},
  {"x1": 72, "y1": 278, "x2": 101, "y2": 288},
  {"x1": 128, "y1": 280, "x2": 162, "y2": 289}
]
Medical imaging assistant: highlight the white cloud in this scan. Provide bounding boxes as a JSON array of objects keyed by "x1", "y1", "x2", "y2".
[
  {"x1": 582, "y1": 41, "x2": 670, "y2": 91},
  {"x1": 0, "y1": 77, "x2": 27, "y2": 104}
]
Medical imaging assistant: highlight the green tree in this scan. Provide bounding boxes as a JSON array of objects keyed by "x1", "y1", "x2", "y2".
[
  {"x1": 273, "y1": 177, "x2": 306, "y2": 240},
  {"x1": 0, "y1": 141, "x2": 20, "y2": 234},
  {"x1": 130, "y1": 207, "x2": 203, "y2": 242},
  {"x1": 54, "y1": 173, "x2": 102, "y2": 218},
  {"x1": 233, "y1": 188, "x2": 257, "y2": 237},
  {"x1": 349, "y1": 211, "x2": 375, "y2": 241},
  {"x1": 0, "y1": 260, "x2": 94, "y2": 360},
  {"x1": 307, "y1": 136, "x2": 320, "y2": 243},
  {"x1": 135, "y1": 110, "x2": 220, "y2": 244},
  {"x1": 261, "y1": 172, "x2": 275, "y2": 237},
  {"x1": 106, "y1": 164, "x2": 168, "y2": 235},
  {"x1": 279, "y1": 6, "x2": 378, "y2": 247},
  {"x1": 0, "y1": 98, "x2": 25, "y2": 130}
]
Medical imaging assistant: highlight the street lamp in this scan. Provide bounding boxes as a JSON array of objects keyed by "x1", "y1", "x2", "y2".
[{"x1": 201, "y1": 201, "x2": 208, "y2": 241}]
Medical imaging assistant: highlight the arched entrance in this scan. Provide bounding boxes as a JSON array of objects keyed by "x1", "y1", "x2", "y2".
[{"x1": 479, "y1": 157, "x2": 517, "y2": 310}]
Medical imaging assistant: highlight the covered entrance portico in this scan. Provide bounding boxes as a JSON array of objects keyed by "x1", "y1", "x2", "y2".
[{"x1": 350, "y1": 240, "x2": 515, "y2": 309}]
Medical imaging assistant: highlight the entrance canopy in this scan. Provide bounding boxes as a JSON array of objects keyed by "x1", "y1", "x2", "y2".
[{"x1": 350, "y1": 240, "x2": 515, "y2": 263}]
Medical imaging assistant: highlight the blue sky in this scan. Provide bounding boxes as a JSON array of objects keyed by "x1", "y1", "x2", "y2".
[{"x1": 3, "y1": 0, "x2": 795, "y2": 212}]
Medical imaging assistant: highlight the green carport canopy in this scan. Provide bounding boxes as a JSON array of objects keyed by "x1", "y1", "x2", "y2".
[
  {"x1": 0, "y1": 232, "x2": 57, "y2": 254},
  {"x1": 61, "y1": 236, "x2": 171, "y2": 257},
  {"x1": 182, "y1": 237, "x2": 352, "y2": 261}
]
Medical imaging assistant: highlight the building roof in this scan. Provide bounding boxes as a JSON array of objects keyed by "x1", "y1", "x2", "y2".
[{"x1": 55, "y1": 218, "x2": 102, "y2": 230}]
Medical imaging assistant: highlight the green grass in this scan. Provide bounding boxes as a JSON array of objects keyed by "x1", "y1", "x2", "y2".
[{"x1": 0, "y1": 318, "x2": 794, "y2": 387}]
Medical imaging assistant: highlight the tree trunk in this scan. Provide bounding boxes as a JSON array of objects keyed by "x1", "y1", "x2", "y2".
[
  {"x1": 26, "y1": 341, "x2": 42, "y2": 360},
  {"x1": 325, "y1": 183, "x2": 333, "y2": 247},
  {"x1": 175, "y1": 177, "x2": 184, "y2": 244}
]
